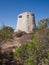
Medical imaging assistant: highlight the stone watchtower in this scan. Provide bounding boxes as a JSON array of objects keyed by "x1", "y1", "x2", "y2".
[{"x1": 14, "y1": 12, "x2": 36, "y2": 33}]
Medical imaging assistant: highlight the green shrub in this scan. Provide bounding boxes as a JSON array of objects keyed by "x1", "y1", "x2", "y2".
[{"x1": 0, "y1": 26, "x2": 14, "y2": 42}]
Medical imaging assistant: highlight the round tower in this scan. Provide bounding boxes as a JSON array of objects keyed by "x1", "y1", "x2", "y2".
[{"x1": 14, "y1": 12, "x2": 36, "y2": 33}]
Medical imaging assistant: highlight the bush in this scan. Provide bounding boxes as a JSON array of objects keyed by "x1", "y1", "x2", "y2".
[
  {"x1": 14, "y1": 42, "x2": 37, "y2": 65},
  {"x1": 0, "y1": 26, "x2": 14, "y2": 42}
]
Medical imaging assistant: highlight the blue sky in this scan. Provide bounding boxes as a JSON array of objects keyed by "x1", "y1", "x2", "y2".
[{"x1": 0, "y1": 0, "x2": 49, "y2": 29}]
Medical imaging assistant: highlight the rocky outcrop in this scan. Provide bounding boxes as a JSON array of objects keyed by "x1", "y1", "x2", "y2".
[{"x1": 0, "y1": 33, "x2": 33, "y2": 50}]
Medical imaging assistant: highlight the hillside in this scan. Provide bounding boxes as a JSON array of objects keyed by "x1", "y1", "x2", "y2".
[{"x1": 0, "y1": 28, "x2": 49, "y2": 65}]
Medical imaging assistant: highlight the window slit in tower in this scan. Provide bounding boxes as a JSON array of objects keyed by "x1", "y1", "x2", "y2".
[
  {"x1": 19, "y1": 15, "x2": 22, "y2": 18},
  {"x1": 27, "y1": 15, "x2": 29, "y2": 18}
]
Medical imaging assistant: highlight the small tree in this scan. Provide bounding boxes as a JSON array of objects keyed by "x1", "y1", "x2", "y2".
[{"x1": 38, "y1": 18, "x2": 49, "y2": 29}]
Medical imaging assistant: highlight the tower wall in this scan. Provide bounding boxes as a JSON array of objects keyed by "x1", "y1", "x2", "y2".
[{"x1": 14, "y1": 12, "x2": 36, "y2": 33}]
